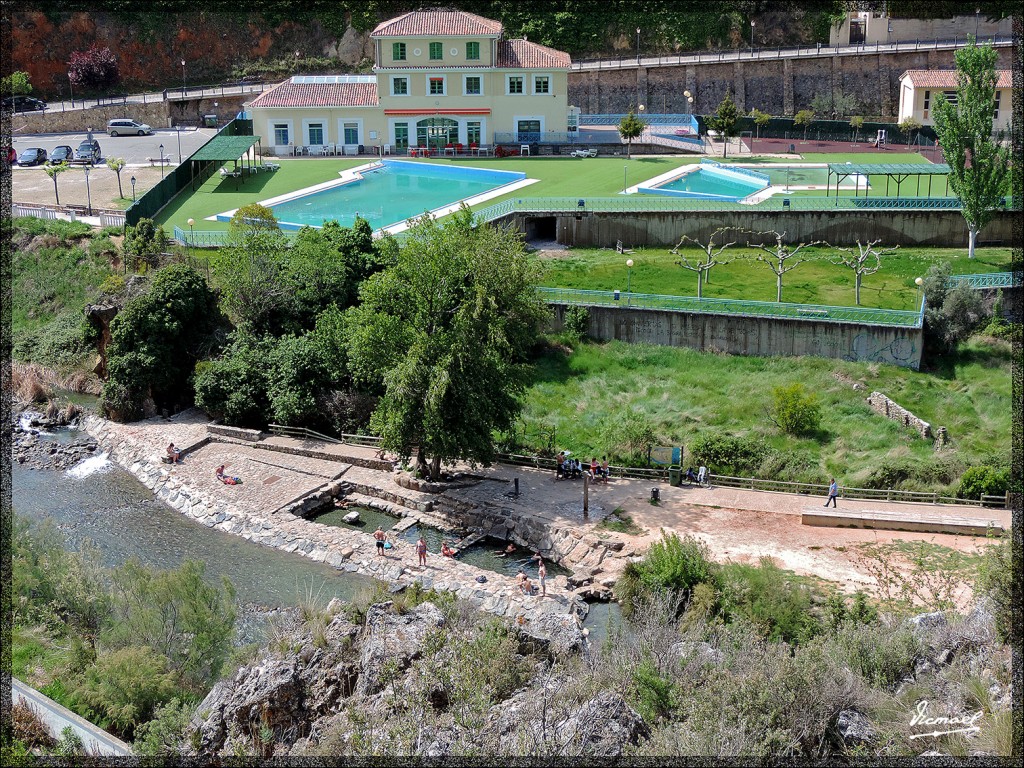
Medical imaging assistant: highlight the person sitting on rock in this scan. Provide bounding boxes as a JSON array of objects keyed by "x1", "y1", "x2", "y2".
[
  {"x1": 167, "y1": 442, "x2": 181, "y2": 464},
  {"x1": 521, "y1": 575, "x2": 534, "y2": 596},
  {"x1": 441, "y1": 541, "x2": 456, "y2": 558}
]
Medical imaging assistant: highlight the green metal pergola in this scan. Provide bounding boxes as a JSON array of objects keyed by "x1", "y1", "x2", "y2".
[
  {"x1": 188, "y1": 134, "x2": 263, "y2": 191},
  {"x1": 827, "y1": 163, "x2": 951, "y2": 199}
]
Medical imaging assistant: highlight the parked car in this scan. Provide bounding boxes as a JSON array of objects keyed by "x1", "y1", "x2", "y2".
[
  {"x1": 2, "y1": 96, "x2": 47, "y2": 112},
  {"x1": 107, "y1": 119, "x2": 153, "y2": 136},
  {"x1": 74, "y1": 139, "x2": 102, "y2": 164},
  {"x1": 18, "y1": 147, "x2": 48, "y2": 166},
  {"x1": 48, "y1": 145, "x2": 74, "y2": 164}
]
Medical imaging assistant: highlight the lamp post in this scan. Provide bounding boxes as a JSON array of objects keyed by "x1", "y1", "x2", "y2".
[
  {"x1": 974, "y1": 8, "x2": 980, "y2": 38},
  {"x1": 684, "y1": 89, "x2": 691, "y2": 114},
  {"x1": 159, "y1": 144, "x2": 165, "y2": 179},
  {"x1": 750, "y1": 20, "x2": 755, "y2": 54},
  {"x1": 130, "y1": 175, "x2": 136, "y2": 202},
  {"x1": 187, "y1": 217, "x2": 195, "y2": 264},
  {"x1": 176, "y1": 124, "x2": 182, "y2": 162},
  {"x1": 83, "y1": 165, "x2": 92, "y2": 216},
  {"x1": 636, "y1": 27, "x2": 641, "y2": 64},
  {"x1": 626, "y1": 258, "x2": 634, "y2": 304},
  {"x1": 915, "y1": 276, "x2": 924, "y2": 309},
  {"x1": 181, "y1": 59, "x2": 186, "y2": 98}
]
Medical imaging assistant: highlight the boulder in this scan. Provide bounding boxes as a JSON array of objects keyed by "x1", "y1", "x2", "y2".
[
  {"x1": 356, "y1": 601, "x2": 445, "y2": 695},
  {"x1": 518, "y1": 609, "x2": 586, "y2": 657},
  {"x1": 906, "y1": 612, "x2": 947, "y2": 634},
  {"x1": 835, "y1": 709, "x2": 877, "y2": 748}
]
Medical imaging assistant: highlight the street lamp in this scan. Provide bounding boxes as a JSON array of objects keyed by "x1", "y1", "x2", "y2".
[
  {"x1": 684, "y1": 89, "x2": 691, "y2": 114},
  {"x1": 750, "y1": 20, "x2": 756, "y2": 54},
  {"x1": 176, "y1": 123, "x2": 182, "y2": 162},
  {"x1": 187, "y1": 217, "x2": 195, "y2": 262},
  {"x1": 83, "y1": 165, "x2": 92, "y2": 215},
  {"x1": 130, "y1": 175, "x2": 136, "y2": 202},
  {"x1": 915, "y1": 276, "x2": 924, "y2": 309},
  {"x1": 181, "y1": 59, "x2": 186, "y2": 98},
  {"x1": 626, "y1": 258, "x2": 634, "y2": 296},
  {"x1": 975, "y1": 8, "x2": 980, "y2": 39},
  {"x1": 636, "y1": 27, "x2": 641, "y2": 64},
  {"x1": 159, "y1": 144, "x2": 165, "y2": 179}
]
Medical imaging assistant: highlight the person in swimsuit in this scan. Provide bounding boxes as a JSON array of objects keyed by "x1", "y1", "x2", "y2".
[
  {"x1": 538, "y1": 561, "x2": 547, "y2": 597},
  {"x1": 416, "y1": 536, "x2": 428, "y2": 567},
  {"x1": 167, "y1": 442, "x2": 181, "y2": 463},
  {"x1": 441, "y1": 541, "x2": 456, "y2": 558},
  {"x1": 374, "y1": 526, "x2": 387, "y2": 557}
]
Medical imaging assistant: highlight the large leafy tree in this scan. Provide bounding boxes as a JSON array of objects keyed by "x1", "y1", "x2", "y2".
[
  {"x1": 346, "y1": 207, "x2": 549, "y2": 480},
  {"x1": 932, "y1": 39, "x2": 1011, "y2": 259},
  {"x1": 68, "y1": 45, "x2": 121, "y2": 92},
  {"x1": 617, "y1": 110, "x2": 646, "y2": 159},
  {"x1": 707, "y1": 94, "x2": 740, "y2": 158}
]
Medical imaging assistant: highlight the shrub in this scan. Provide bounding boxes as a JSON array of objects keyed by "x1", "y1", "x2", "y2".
[
  {"x1": 122, "y1": 218, "x2": 167, "y2": 271},
  {"x1": 768, "y1": 383, "x2": 821, "y2": 436},
  {"x1": 25, "y1": 312, "x2": 93, "y2": 369},
  {"x1": 976, "y1": 537, "x2": 1016, "y2": 645},
  {"x1": 828, "y1": 621, "x2": 921, "y2": 689},
  {"x1": 133, "y1": 698, "x2": 197, "y2": 757},
  {"x1": 956, "y1": 465, "x2": 1009, "y2": 500},
  {"x1": 616, "y1": 532, "x2": 715, "y2": 615},
  {"x1": 632, "y1": 658, "x2": 676, "y2": 723},
  {"x1": 602, "y1": 411, "x2": 658, "y2": 465},
  {"x1": 562, "y1": 305, "x2": 590, "y2": 340},
  {"x1": 689, "y1": 431, "x2": 770, "y2": 475},
  {"x1": 717, "y1": 558, "x2": 822, "y2": 644}
]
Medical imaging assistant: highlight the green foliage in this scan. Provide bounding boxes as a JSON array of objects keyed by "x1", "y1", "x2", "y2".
[
  {"x1": 707, "y1": 94, "x2": 740, "y2": 157},
  {"x1": 2, "y1": 70, "x2": 32, "y2": 95},
  {"x1": 562, "y1": 305, "x2": 590, "y2": 340},
  {"x1": 717, "y1": 559, "x2": 821, "y2": 644},
  {"x1": 810, "y1": 89, "x2": 859, "y2": 119},
  {"x1": 602, "y1": 410, "x2": 657, "y2": 465},
  {"x1": 43, "y1": 162, "x2": 70, "y2": 206},
  {"x1": 105, "y1": 559, "x2": 237, "y2": 693},
  {"x1": 827, "y1": 621, "x2": 921, "y2": 689},
  {"x1": 976, "y1": 537, "x2": 1016, "y2": 645},
  {"x1": 347, "y1": 207, "x2": 548, "y2": 478},
  {"x1": 750, "y1": 108, "x2": 772, "y2": 137},
  {"x1": 921, "y1": 264, "x2": 987, "y2": 356},
  {"x1": 794, "y1": 109, "x2": 815, "y2": 139},
  {"x1": 13, "y1": 311, "x2": 94, "y2": 369},
  {"x1": 70, "y1": 646, "x2": 178, "y2": 740},
  {"x1": 931, "y1": 40, "x2": 1011, "y2": 257},
  {"x1": 132, "y1": 698, "x2": 197, "y2": 757},
  {"x1": 122, "y1": 218, "x2": 167, "y2": 271},
  {"x1": 957, "y1": 465, "x2": 1009, "y2": 499},
  {"x1": 617, "y1": 110, "x2": 646, "y2": 158},
  {"x1": 103, "y1": 264, "x2": 222, "y2": 419},
  {"x1": 688, "y1": 431, "x2": 769, "y2": 475},
  {"x1": 55, "y1": 726, "x2": 85, "y2": 757},
  {"x1": 632, "y1": 658, "x2": 676, "y2": 722},
  {"x1": 768, "y1": 383, "x2": 821, "y2": 436},
  {"x1": 212, "y1": 218, "x2": 289, "y2": 334},
  {"x1": 616, "y1": 532, "x2": 714, "y2": 614}
]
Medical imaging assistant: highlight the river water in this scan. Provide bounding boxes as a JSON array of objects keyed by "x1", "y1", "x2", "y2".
[{"x1": 12, "y1": 422, "x2": 624, "y2": 644}]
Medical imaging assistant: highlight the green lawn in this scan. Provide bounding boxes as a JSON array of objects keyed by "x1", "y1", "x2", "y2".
[
  {"x1": 538, "y1": 246, "x2": 1011, "y2": 309},
  {"x1": 518, "y1": 336, "x2": 1012, "y2": 491}
]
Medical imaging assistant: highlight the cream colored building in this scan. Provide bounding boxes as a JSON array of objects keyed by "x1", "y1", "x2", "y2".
[
  {"x1": 829, "y1": 11, "x2": 1011, "y2": 46},
  {"x1": 248, "y1": 9, "x2": 571, "y2": 155},
  {"x1": 897, "y1": 70, "x2": 1011, "y2": 132}
]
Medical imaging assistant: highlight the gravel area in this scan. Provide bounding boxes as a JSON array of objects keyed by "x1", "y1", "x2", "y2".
[{"x1": 11, "y1": 164, "x2": 167, "y2": 210}]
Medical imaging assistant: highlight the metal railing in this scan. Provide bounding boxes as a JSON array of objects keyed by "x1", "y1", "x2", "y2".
[
  {"x1": 947, "y1": 272, "x2": 1016, "y2": 289},
  {"x1": 493, "y1": 131, "x2": 586, "y2": 144},
  {"x1": 700, "y1": 158, "x2": 770, "y2": 183},
  {"x1": 172, "y1": 226, "x2": 301, "y2": 247},
  {"x1": 539, "y1": 287, "x2": 924, "y2": 327},
  {"x1": 163, "y1": 81, "x2": 276, "y2": 101},
  {"x1": 267, "y1": 423, "x2": 343, "y2": 444},
  {"x1": 571, "y1": 35, "x2": 1013, "y2": 70},
  {"x1": 581, "y1": 114, "x2": 700, "y2": 126}
]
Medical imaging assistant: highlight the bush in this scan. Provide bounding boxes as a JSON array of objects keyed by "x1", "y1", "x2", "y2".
[
  {"x1": 632, "y1": 658, "x2": 676, "y2": 722},
  {"x1": 602, "y1": 411, "x2": 658, "y2": 465},
  {"x1": 21, "y1": 312, "x2": 93, "y2": 368},
  {"x1": 957, "y1": 465, "x2": 1010, "y2": 500},
  {"x1": 689, "y1": 431, "x2": 771, "y2": 475},
  {"x1": 828, "y1": 621, "x2": 921, "y2": 689},
  {"x1": 563, "y1": 305, "x2": 590, "y2": 340},
  {"x1": 976, "y1": 537, "x2": 1016, "y2": 645},
  {"x1": 768, "y1": 383, "x2": 821, "y2": 436},
  {"x1": 616, "y1": 532, "x2": 715, "y2": 615},
  {"x1": 717, "y1": 558, "x2": 822, "y2": 644},
  {"x1": 132, "y1": 698, "x2": 197, "y2": 757},
  {"x1": 862, "y1": 456, "x2": 963, "y2": 491}
]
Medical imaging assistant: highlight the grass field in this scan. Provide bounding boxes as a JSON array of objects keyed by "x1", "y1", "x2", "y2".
[
  {"x1": 517, "y1": 336, "x2": 1012, "y2": 491},
  {"x1": 537, "y1": 246, "x2": 1011, "y2": 309}
]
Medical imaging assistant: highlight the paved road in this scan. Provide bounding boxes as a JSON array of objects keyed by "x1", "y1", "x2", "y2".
[
  {"x1": 12, "y1": 677, "x2": 133, "y2": 756},
  {"x1": 10, "y1": 127, "x2": 218, "y2": 167}
]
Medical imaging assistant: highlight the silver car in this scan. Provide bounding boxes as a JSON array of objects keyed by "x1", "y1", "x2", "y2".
[{"x1": 107, "y1": 119, "x2": 153, "y2": 136}]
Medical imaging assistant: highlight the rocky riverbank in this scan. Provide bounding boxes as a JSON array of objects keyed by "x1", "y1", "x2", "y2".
[{"x1": 12, "y1": 410, "x2": 98, "y2": 471}]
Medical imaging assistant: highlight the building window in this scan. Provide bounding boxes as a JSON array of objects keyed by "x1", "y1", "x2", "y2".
[
  {"x1": 274, "y1": 124, "x2": 289, "y2": 146},
  {"x1": 467, "y1": 121, "x2": 481, "y2": 146},
  {"x1": 308, "y1": 123, "x2": 324, "y2": 145},
  {"x1": 429, "y1": 42, "x2": 443, "y2": 60},
  {"x1": 517, "y1": 119, "x2": 541, "y2": 141},
  {"x1": 508, "y1": 76, "x2": 524, "y2": 94},
  {"x1": 923, "y1": 90, "x2": 930, "y2": 110},
  {"x1": 343, "y1": 123, "x2": 359, "y2": 145},
  {"x1": 392, "y1": 77, "x2": 408, "y2": 96},
  {"x1": 429, "y1": 77, "x2": 445, "y2": 95},
  {"x1": 466, "y1": 41, "x2": 480, "y2": 60},
  {"x1": 393, "y1": 42, "x2": 406, "y2": 61},
  {"x1": 465, "y1": 76, "x2": 481, "y2": 95},
  {"x1": 993, "y1": 91, "x2": 1000, "y2": 120},
  {"x1": 534, "y1": 75, "x2": 550, "y2": 94},
  {"x1": 395, "y1": 123, "x2": 409, "y2": 150},
  {"x1": 942, "y1": 90, "x2": 958, "y2": 107}
]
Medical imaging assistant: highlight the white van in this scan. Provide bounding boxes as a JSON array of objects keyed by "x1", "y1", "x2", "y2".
[{"x1": 107, "y1": 119, "x2": 153, "y2": 136}]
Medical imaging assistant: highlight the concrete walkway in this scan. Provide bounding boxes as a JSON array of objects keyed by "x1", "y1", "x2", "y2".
[{"x1": 13, "y1": 678, "x2": 133, "y2": 756}]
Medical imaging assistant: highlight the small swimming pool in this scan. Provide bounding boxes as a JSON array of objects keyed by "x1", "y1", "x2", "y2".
[
  {"x1": 638, "y1": 162, "x2": 769, "y2": 201},
  {"x1": 220, "y1": 160, "x2": 528, "y2": 232}
]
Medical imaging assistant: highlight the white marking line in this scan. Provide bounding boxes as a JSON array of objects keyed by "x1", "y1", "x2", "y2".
[{"x1": 909, "y1": 727, "x2": 981, "y2": 740}]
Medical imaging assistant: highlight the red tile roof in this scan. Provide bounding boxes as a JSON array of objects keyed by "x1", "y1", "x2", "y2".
[
  {"x1": 901, "y1": 69, "x2": 1011, "y2": 88},
  {"x1": 249, "y1": 80, "x2": 378, "y2": 108},
  {"x1": 496, "y1": 39, "x2": 572, "y2": 69},
  {"x1": 372, "y1": 10, "x2": 503, "y2": 37}
]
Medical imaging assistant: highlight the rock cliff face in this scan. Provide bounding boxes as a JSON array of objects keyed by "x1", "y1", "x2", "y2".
[{"x1": 187, "y1": 598, "x2": 646, "y2": 759}]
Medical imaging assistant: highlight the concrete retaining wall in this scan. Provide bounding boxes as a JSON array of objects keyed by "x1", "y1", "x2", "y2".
[
  {"x1": 510, "y1": 209, "x2": 1016, "y2": 249},
  {"x1": 549, "y1": 303, "x2": 924, "y2": 369}
]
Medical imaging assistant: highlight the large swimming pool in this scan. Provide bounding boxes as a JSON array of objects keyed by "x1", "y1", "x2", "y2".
[
  {"x1": 228, "y1": 160, "x2": 527, "y2": 231},
  {"x1": 638, "y1": 162, "x2": 769, "y2": 201}
]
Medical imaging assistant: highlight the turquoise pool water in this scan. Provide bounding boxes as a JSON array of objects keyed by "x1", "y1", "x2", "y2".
[
  {"x1": 265, "y1": 160, "x2": 524, "y2": 230},
  {"x1": 648, "y1": 167, "x2": 766, "y2": 200}
]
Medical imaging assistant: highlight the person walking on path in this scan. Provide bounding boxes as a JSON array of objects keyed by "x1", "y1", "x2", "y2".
[
  {"x1": 697, "y1": 464, "x2": 707, "y2": 486},
  {"x1": 538, "y1": 560, "x2": 547, "y2": 597},
  {"x1": 824, "y1": 478, "x2": 839, "y2": 507},
  {"x1": 374, "y1": 526, "x2": 387, "y2": 557},
  {"x1": 416, "y1": 535, "x2": 428, "y2": 567}
]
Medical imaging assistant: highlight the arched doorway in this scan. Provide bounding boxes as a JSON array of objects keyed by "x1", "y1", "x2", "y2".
[{"x1": 416, "y1": 117, "x2": 458, "y2": 151}]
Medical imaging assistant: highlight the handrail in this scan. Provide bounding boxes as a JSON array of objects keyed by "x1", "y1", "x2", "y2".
[
  {"x1": 946, "y1": 272, "x2": 1016, "y2": 289},
  {"x1": 267, "y1": 423, "x2": 343, "y2": 444}
]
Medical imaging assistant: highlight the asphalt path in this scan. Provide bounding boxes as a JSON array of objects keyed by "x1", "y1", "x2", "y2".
[
  {"x1": 12, "y1": 677, "x2": 134, "y2": 756},
  {"x1": 10, "y1": 127, "x2": 219, "y2": 167}
]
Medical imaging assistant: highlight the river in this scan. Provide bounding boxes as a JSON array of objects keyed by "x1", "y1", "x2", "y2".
[{"x1": 12, "y1": 421, "x2": 625, "y2": 645}]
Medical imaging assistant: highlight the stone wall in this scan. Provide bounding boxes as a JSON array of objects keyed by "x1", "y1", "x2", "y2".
[
  {"x1": 208, "y1": 424, "x2": 263, "y2": 441},
  {"x1": 504, "y1": 209, "x2": 1016, "y2": 250},
  {"x1": 568, "y1": 45, "x2": 1013, "y2": 117},
  {"x1": 548, "y1": 303, "x2": 924, "y2": 369},
  {"x1": 866, "y1": 391, "x2": 933, "y2": 439}
]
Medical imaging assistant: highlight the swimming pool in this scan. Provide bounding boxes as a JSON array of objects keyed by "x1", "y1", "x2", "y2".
[
  {"x1": 637, "y1": 162, "x2": 769, "y2": 201},
  {"x1": 217, "y1": 160, "x2": 529, "y2": 232}
]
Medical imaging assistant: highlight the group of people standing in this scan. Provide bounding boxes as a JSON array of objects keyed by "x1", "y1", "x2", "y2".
[{"x1": 555, "y1": 452, "x2": 609, "y2": 482}]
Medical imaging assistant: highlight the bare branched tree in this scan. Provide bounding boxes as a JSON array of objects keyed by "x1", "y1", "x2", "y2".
[
  {"x1": 828, "y1": 239, "x2": 898, "y2": 306},
  {"x1": 671, "y1": 227, "x2": 741, "y2": 299},
  {"x1": 745, "y1": 230, "x2": 826, "y2": 302}
]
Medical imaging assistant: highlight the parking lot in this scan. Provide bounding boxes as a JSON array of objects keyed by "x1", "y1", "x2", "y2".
[{"x1": 10, "y1": 126, "x2": 218, "y2": 167}]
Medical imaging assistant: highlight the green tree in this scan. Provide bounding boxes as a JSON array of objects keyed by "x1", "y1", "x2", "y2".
[
  {"x1": 2, "y1": 70, "x2": 32, "y2": 95},
  {"x1": 746, "y1": 230, "x2": 825, "y2": 302},
  {"x1": 193, "y1": 333, "x2": 275, "y2": 426},
  {"x1": 707, "y1": 94, "x2": 740, "y2": 158},
  {"x1": 794, "y1": 109, "x2": 815, "y2": 141},
  {"x1": 43, "y1": 162, "x2": 70, "y2": 206},
  {"x1": 346, "y1": 207, "x2": 548, "y2": 480},
  {"x1": 932, "y1": 39, "x2": 1011, "y2": 258},
  {"x1": 920, "y1": 263, "x2": 986, "y2": 355},
  {"x1": 849, "y1": 115, "x2": 864, "y2": 143},
  {"x1": 768, "y1": 383, "x2": 821, "y2": 436},
  {"x1": 750, "y1": 108, "x2": 771, "y2": 144},
  {"x1": 103, "y1": 264, "x2": 222, "y2": 420},
  {"x1": 617, "y1": 109, "x2": 646, "y2": 159},
  {"x1": 122, "y1": 218, "x2": 166, "y2": 272},
  {"x1": 828, "y1": 239, "x2": 898, "y2": 305},
  {"x1": 898, "y1": 116, "x2": 922, "y2": 147},
  {"x1": 106, "y1": 157, "x2": 126, "y2": 200}
]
